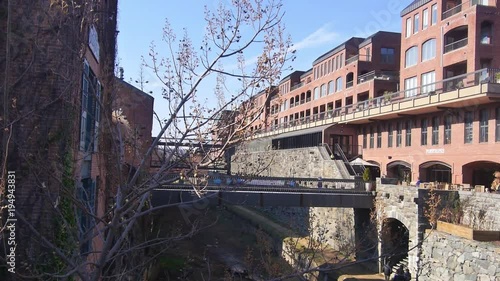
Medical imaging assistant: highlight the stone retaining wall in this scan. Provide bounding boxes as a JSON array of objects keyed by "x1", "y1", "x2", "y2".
[
  {"x1": 420, "y1": 230, "x2": 500, "y2": 280},
  {"x1": 459, "y1": 192, "x2": 500, "y2": 231}
]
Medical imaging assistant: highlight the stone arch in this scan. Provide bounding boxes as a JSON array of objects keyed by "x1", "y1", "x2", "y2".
[
  {"x1": 380, "y1": 218, "x2": 410, "y2": 270},
  {"x1": 419, "y1": 160, "x2": 451, "y2": 183},
  {"x1": 462, "y1": 160, "x2": 500, "y2": 188}
]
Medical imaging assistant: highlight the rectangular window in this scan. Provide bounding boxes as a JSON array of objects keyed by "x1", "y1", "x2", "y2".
[
  {"x1": 396, "y1": 122, "x2": 402, "y2": 147},
  {"x1": 444, "y1": 115, "x2": 452, "y2": 144},
  {"x1": 406, "y1": 17, "x2": 412, "y2": 38},
  {"x1": 432, "y1": 116, "x2": 439, "y2": 145},
  {"x1": 480, "y1": 109, "x2": 489, "y2": 143},
  {"x1": 496, "y1": 108, "x2": 500, "y2": 142},
  {"x1": 405, "y1": 120, "x2": 412, "y2": 146},
  {"x1": 80, "y1": 60, "x2": 100, "y2": 152},
  {"x1": 370, "y1": 127, "x2": 374, "y2": 149},
  {"x1": 431, "y1": 4, "x2": 438, "y2": 25},
  {"x1": 464, "y1": 111, "x2": 473, "y2": 143},
  {"x1": 405, "y1": 76, "x2": 418, "y2": 97},
  {"x1": 79, "y1": 177, "x2": 96, "y2": 255},
  {"x1": 414, "y1": 14, "x2": 420, "y2": 34},
  {"x1": 363, "y1": 128, "x2": 367, "y2": 149},
  {"x1": 340, "y1": 53, "x2": 344, "y2": 68},
  {"x1": 366, "y1": 47, "x2": 371, "y2": 62},
  {"x1": 421, "y1": 71, "x2": 436, "y2": 94},
  {"x1": 388, "y1": 123, "x2": 393, "y2": 148},
  {"x1": 423, "y1": 9, "x2": 429, "y2": 30},
  {"x1": 381, "y1": 47, "x2": 395, "y2": 64},
  {"x1": 421, "y1": 119, "x2": 428, "y2": 145},
  {"x1": 377, "y1": 125, "x2": 382, "y2": 148}
]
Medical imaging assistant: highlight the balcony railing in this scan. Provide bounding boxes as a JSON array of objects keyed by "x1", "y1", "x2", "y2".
[
  {"x1": 444, "y1": 38, "x2": 468, "y2": 53},
  {"x1": 258, "y1": 68, "x2": 500, "y2": 135},
  {"x1": 357, "y1": 70, "x2": 399, "y2": 84},
  {"x1": 291, "y1": 82, "x2": 303, "y2": 91},
  {"x1": 442, "y1": 3, "x2": 463, "y2": 19},
  {"x1": 345, "y1": 54, "x2": 372, "y2": 65},
  {"x1": 346, "y1": 81, "x2": 354, "y2": 88},
  {"x1": 345, "y1": 55, "x2": 359, "y2": 65}
]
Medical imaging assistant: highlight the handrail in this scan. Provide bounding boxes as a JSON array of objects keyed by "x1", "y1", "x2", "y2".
[
  {"x1": 260, "y1": 68, "x2": 498, "y2": 135},
  {"x1": 444, "y1": 37, "x2": 468, "y2": 53},
  {"x1": 335, "y1": 144, "x2": 356, "y2": 176},
  {"x1": 442, "y1": 3, "x2": 463, "y2": 19}
]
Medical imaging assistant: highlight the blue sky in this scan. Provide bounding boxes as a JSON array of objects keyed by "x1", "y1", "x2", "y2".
[{"x1": 117, "y1": 0, "x2": 413, "y2": 134}]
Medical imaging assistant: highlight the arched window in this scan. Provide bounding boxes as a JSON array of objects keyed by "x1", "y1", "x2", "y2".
[
  {"x1": 405, "y1": 46, "x2": 418, "y2": 67},
  {"x1": 336, "y1": 77, "x2": 343, "y2": 92},
  {"x1": 422, "y1": 39, "x2": 436, "y2": 61},
  {"x1": 320, "y1": 84, "x2": 327, "y2": 97},
  {"x1": 314, "y1": 87, "x2": 320, "y2": 99},
  {"x1": 328, "y1": 81, "x2": 335, "y2": 94}
]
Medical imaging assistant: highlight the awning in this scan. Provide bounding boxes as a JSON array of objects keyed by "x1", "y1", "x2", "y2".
[
  {"x1": 272, "y1": 124, "x2": 334, "y2": 140},
  {"x1": 350, "y1": 157, "x2": 379, "y2": 167}
]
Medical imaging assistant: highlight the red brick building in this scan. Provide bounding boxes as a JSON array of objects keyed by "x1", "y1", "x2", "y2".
[
  {"x1": 246, "y1": 1, "x2": 500, "y2": 188},
  {"x1": 0, "y1": 0, "x2": 118, "y2": 276},
  {"x1": 114, "y1": 78, "x2": 155, "y2": 170}
]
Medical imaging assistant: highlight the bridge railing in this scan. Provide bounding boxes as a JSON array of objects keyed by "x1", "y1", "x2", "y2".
[{"x1": 165, "y1": 174, "x2": 365, "y2": 191}]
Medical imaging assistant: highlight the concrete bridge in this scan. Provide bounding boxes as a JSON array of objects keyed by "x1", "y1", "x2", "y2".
[{"x1": 152, "y1": 185, "x2": 374, "y2": 208}]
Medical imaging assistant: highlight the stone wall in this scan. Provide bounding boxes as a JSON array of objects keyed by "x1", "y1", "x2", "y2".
[
  {"x1": 375, "y1": 183, "x2": 420, "y2": 274},
  {"x1": 458, "y1": 192, "x2": 500, "y2": 231},
  {"x1": 231, "y1": 146, "x2": 358, "y2": 252},
  {"x1": 420, "y1": 230, "x2": 500, "y2": 281},
  {"x1": 231, "y1": 146, "x2": 345, "y2": 179}
]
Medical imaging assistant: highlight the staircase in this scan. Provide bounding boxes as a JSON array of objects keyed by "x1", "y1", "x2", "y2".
[
  {"x1": 391, "y1": 257, "x2": 409, "y2": 275},
  {"x1": 334, "y1": 143, "x2": 357, "y2": 176}
]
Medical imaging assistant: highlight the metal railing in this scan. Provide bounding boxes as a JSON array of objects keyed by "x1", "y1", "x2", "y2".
[
  {"x1": 442, "y1": 3, "x2": 463, "y2": 19},
  {"x1": 345, "y1": 55, "x2": 359, "y2": 65},
  {"x1": 335, "y1": 144, "x2": 356, "y2": 176},
  {"x1": 259, "y1": 68, "x2": 499, "y2": 135},
  {"x1": 444, "y1": 38, "x2": 468, "y2": 53},
  {"x1": 291, "y1": 82, "x2": 303, "y2": 91},
  {"x1": 357, "y1": 70, "x2": 399, "y2": 84}
]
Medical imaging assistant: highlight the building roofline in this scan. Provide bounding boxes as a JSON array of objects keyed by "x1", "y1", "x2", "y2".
[
  {"x1": 401, "y1": 0, "x2": 432, "y2": 17},
  {"x1": 115, "y1": 77, "x2": 154, "y2": 101},
  {"x1": 313, "y1": 37, "x2": 365, "y2": 65},
  {"x1": 280, "y1": 71, "x2": 306, "y2": 83},
  {"x1": 359, "y1": 31, "x2": 401, "y2": 48}
]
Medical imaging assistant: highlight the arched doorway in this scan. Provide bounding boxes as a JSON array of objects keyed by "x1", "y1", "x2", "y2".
[
  {"x1": 387, "y1": 160, "x2": 411, "y2": 184},
  {"x1": 419, "y1": 161, "x2": 451, "y2": 183},
  {"x1": 462, "y1": 161, "x2": 500, "y2": 187},
  {"x1": 381, "y1": 218, "x2": 409, "y2": 269}
]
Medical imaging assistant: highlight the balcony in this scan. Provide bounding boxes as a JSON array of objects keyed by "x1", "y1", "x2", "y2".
[
  {"x1": 345, "y1": 54, "x2": 372, "y2": 65},
  {"x1": 357, "y1": 70, "x2": 399, "y2": 84},
  {"x1": 291, "y1": 82, "x2": 303, "y2": 91},
  {"x1": 444, "y1": 38, "x2": 468, "y2": 53},
  {"x1": 346, "y1": 55, "x2": 359, "y2": 65},
  {"x1": 255, "y1": 69, "x2": 500, "y2": 138},
  {"x1": 442, "y1": 3, "x2": 463, "y2": 19}
]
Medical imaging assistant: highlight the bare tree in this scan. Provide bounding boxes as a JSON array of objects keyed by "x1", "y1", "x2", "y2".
[{"x1": 2, "y1": 0, "x2": 295, "y2": 280}]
